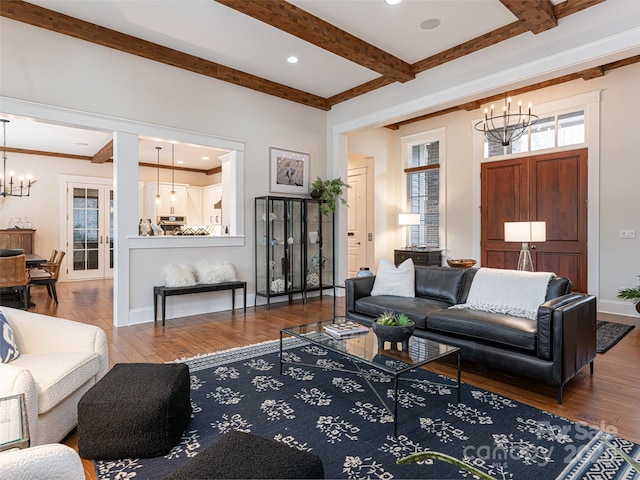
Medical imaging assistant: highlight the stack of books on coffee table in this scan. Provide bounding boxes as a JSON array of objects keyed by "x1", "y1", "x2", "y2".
[{"x1": 323, "y1": 321, "x2": 369, "y2": 339}]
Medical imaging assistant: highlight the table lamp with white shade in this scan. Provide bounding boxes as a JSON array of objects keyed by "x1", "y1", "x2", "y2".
[
  {"x1": 398, "y1": 213, "x2": 420, "y2": 249},
  {"x1": 504, "y1": 221, "x2": 546, "y2": 271}
]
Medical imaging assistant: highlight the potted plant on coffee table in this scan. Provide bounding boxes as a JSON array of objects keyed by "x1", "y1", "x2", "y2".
[
  {"x1": 309, "y1": 177, "x2": 350, "y2": 215},
  {"x1": 372, "y1": 311, "x2": 415, "y2": 349},
  {"x1": 617, "y1": 276, "x2": 640, "y2": 314}
]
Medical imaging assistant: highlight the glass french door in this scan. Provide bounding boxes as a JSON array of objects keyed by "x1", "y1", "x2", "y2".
[{"x1": 67, "y1": 183, "x2": 114, "y2": 280}]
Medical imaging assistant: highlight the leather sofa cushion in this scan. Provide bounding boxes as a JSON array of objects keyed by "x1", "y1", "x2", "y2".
[
  {"x1": 355, "y1": 296, "x2": 451, "y2": 330},
  {"x1": 415, "y1": 266, "x2": 467, "y2": 304},
  {"x1": 427, "y1": 308, "x2": 537, "y2": 352},
  {"x1": 10, "y1": 351, "x2": 102, "y2": 414}
]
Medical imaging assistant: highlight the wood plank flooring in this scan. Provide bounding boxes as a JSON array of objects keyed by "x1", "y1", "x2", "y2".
[{"x1": 26, "y1": 279, "x2": 640, "y2": 479}]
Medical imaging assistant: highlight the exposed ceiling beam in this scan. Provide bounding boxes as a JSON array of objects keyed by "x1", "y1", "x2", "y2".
[
  {"x1": 0, "y1": 0, "x2": 330, "y2": 110},
  {"x1": 577, "y1": 66, "x2": 605, "y2": 80},
  {"x1": 91, "y1": 140, "x2": 113, "y2": 164},
  {"x1": 4, "y1": 146, "x2": 92, "y2": 160},
  {"x1": 499, "y1": 0, "x2": 557, "y2": 34},
  {"x1": 384, "y1": 56, "x2": 640, "y2": 130},
  {"x1": 412, "y1": 21, "x2": 529, "y2": 74},
  {"x1": 0, "y1": 0, "x2": 616, "y2": 112},
  {"x1": 215, "y1": 0, "x2": 414, "y2": 84},
  {"x1": 9, "y1": 146, "x2": 218, "y2": 174},
  {"x1": 554, "y1": 0, "x2": 606, "y2": 18}
]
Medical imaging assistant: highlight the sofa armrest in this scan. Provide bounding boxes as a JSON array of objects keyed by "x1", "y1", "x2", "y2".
[
  {"x1": 3, "y1": 307, "x2": 109, "y2": 380},
  {"x1": 537, "y1": 293, "x2": 586, "y2": 360},
  {"x1": 537, "y1": 293, "x2": 596, "y2": 381},
  {"x1": 345, "y1": 276, "x2": 376, "y2": 314},
  {"x1": 0, "y1": 443, "x2": 85, "y2": 480}
]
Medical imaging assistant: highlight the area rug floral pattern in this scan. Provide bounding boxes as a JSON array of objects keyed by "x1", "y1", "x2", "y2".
[{"x1": 95, "y1": 338, "x2": 640, "y2": 480}]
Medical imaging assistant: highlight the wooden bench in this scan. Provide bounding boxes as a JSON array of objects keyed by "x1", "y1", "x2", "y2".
[{"x1": 153, "y1": 281, "x2": 247, "y2": 326}]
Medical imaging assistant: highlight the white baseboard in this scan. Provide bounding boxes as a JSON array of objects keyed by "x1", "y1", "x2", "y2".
[{"x1": 598, "y1": 299, "x2": 639, "y2": 318}]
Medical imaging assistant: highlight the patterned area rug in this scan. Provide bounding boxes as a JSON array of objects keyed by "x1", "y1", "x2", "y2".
[
  {"x1": 596, "y1": 320, "x2": 635, "y2": 353},
  {"x1": 95, "y1": 338, "x2": 640, "y2": 480}
]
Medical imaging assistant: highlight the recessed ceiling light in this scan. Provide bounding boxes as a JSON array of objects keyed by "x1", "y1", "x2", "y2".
[
  {"x1": 385, "y1": 0, "x2": 402, "y2": 5},
  {"x1": 202, "y1": 156, "x2": 209, "y2": 160},
  {"x1": 287, "y1": 56, "x2": 299, "y2": 64},
  {"x1": 177, "y1": 160, "x2": 184, "y2": 165},
  {"x1": 420, "y1": 18, "x2": 441, "y2": 30},
  {"x1": 75, "y1": 142, "x2": 89, "y2": 146}
]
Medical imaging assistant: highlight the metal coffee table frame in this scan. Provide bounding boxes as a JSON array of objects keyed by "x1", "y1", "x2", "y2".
[{"x1": 280, "y1": 318, "x2": 461, "y2": 436}]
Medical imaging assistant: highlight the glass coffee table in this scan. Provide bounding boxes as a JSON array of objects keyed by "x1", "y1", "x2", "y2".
[
  {"x1": 0, "y1": 393, "x2": 30, "y2": 452},
  {"x1": 280, "y1": 317, "x2": 461, "y2": 436}
]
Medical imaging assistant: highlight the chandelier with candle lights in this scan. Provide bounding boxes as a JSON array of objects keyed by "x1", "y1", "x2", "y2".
[
  {"x1": 1, "y1": 119, "x2": 35, "y2": 197},
  {"x1": 474, "y1": 95, "x2": 538, "y2": 146}
]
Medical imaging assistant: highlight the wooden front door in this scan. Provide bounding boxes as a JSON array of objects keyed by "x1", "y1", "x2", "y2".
[{"x1": 481, "y1": 148, "x2": 588, "y2": 292}]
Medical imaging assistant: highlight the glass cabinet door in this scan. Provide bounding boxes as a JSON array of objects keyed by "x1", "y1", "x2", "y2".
[{"x1": 304, "y1": 200, "x2": 334, "y2": 292}]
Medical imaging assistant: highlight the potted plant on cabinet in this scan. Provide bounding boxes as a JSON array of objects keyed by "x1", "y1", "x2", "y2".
[
  {"x1": 309, "y1": 177, "x2": 350, "y2": 215},
  {"x1": 617, "y1": 276, "x2": 640, "y2": 314}
]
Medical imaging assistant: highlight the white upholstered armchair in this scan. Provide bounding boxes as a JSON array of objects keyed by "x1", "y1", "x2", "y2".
[{"x1": 0, "y1": 307, "x2": 108, "y2": 445}]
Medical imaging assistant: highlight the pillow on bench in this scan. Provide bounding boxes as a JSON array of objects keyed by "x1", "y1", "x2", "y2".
[
  {"x1": 194, "y1": 261, "x2": 237, "y2": 284},
  {"x1": 164, "y1": 264, "x2": 197, "y2": 287}
]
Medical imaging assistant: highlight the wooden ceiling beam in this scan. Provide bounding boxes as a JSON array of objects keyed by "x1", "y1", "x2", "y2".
[
  {"x1": 91, "y1": 140, "x2": 113, "y2": 164},
  {"x1": 0, "y1": 0, "x2": 330, "y2": 110},
  {"x1": 577, "y1": 66, "x2": 605, "y2": 80},
  {"x1": 499, "y1": 0, "x2": 557, "y2": 34},
  {"x1": 4, "y1": 146, "x2": 92, "y2": 161},
  {"x1": 412, "y1": 21, "x2": 529, "y2": 74},
  {"x1": 215, "y1": 0, "x2": 414, "y2": 84},
  {"x1": 554, "y1": 0, "x2": 606, "y2": 19}
]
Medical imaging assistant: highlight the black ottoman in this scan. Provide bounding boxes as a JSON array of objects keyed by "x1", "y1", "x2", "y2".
[
  {"x1": 163, "y1": 431, "x2": 324, "y2": 479},
  {"x1": 78, "y1": 363, "x2": 191, "y2": 459}
]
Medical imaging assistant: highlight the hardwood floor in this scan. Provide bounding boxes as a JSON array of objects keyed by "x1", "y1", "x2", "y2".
[{"x1": 26, "y1": 279, "x2": 640, "y2": 479}]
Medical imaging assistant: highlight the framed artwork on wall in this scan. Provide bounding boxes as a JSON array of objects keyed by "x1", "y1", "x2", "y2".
[{"x1": 269, "y1": 147, "x2": 309, "y2": 195}]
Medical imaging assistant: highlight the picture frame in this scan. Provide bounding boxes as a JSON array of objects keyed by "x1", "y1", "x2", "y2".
[{"x1": 269, "y1": 147, "x2": 309, "y2": 195}]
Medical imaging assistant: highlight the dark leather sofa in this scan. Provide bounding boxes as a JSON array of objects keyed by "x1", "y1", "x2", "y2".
[{"x1": 345, "y1": 266, "x2": 596, "y2": 403}]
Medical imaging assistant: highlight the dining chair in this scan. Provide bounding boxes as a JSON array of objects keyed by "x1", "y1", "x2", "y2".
[
  {"x1": 29, "y1": 251, "x2": 65, "y2": 304},
  {"x1": 0, "y1": 254, "x2": 30, "y2": 309}
]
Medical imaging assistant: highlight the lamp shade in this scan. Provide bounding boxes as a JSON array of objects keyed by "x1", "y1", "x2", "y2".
[
  {"x1": 504, "y1": 221, "x2": 546, "y2": 242},
  {"x1": 398, "y1": 213, "x2": 420, "y2": 226}
]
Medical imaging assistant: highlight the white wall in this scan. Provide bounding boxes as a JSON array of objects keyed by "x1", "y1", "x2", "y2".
[
  {"x1": 1, "y1": 18, "x2": 327, "y2": 325},
  {"x1": 347, "y1": 63, "x2": 640, "y2": 317},
  {"x1": 0, "y1": 153, "x2": 113, "y2": 261}
]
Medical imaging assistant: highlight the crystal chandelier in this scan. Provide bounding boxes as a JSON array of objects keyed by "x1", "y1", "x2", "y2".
[
  {"x1": 474, "y1": 95, "x2": 538, "y2": 146},
  {"x1": 1, "y1": 119, "x2": 35, "y2": 197}
]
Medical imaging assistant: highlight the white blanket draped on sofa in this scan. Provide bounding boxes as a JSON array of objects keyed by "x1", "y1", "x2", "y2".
[{"x1": 450, "y1": 268, "x2": 554, "y2": 320}]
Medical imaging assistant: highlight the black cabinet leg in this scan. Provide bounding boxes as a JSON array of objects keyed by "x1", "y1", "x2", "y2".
[{"x1": 590, "y1": 360, "x2": 594, "y2": 375}]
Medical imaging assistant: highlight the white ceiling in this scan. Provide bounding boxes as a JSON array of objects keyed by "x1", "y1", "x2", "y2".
[{"x1": 1, "y1": 0, "x2": 637, "y2": 168}]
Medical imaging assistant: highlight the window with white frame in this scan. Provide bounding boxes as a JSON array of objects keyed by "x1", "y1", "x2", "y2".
[
  {"x1": 484, "y1": 110, "x2": 585, "y2": 158},
  {"x1": 402, "y1": 130, "x2": 443, "y2": 247}
]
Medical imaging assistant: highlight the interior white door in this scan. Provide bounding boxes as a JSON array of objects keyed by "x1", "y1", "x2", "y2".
[
  {"x1": 347, "y1": 169, "x2": 368, "y2": 279},
  {"x1": 67, "y1": 183, "x2": 114, "y2": 280}
]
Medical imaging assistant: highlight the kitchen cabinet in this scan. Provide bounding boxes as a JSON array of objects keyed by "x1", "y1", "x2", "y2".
[
  {"x1": 145, "y1": 182, "x2": 187, "y2": 218},
  {"x1": 203, "y1": 184, "x2": 222, "y2": 226},
  {"x1": 186, "y1": 187, "x2": 202, "y2": 224},
  {"x1": 255, "y1": 196, "x2": 334, "y2": 309}
]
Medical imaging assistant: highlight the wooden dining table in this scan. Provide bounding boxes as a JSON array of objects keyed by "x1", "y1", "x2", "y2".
[{"x1": 25, "y1": 254, "x2": 47, "y2": 268}]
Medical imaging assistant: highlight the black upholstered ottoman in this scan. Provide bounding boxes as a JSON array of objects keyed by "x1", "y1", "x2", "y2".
[
  {"x1": 78, "y1": 362, "x2": 191, "y2": 460},
  {"x1": 163, "y1": 431, "x2": 324, "y2": 479}
]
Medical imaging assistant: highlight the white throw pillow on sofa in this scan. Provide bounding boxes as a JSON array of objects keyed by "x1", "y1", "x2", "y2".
[
  {"x1": 370, "y1": 258, "x2": 415, "y2": 298},
  {"x1": 164, "y1": 264, "x2": 197, "y2": 287}
]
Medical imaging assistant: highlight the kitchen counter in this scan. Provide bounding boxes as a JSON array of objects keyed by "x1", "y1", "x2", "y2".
[{"x1": 128, "y1": 235, "x2": 244, "y2": 249}]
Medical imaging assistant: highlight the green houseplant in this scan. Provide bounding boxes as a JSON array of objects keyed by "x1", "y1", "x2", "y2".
[
  {"x1": 309, "y1": 177, "x2": 350, "y2": 215},
  {"x1": 617, "y1": 276, "x2": 640, "y2": 314}
]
